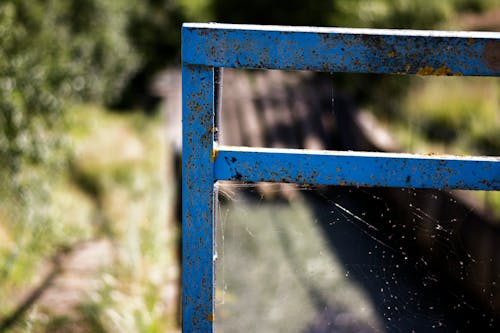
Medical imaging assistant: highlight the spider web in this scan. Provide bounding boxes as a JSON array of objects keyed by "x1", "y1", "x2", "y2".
[
  {"x1": 214, "y1": 184, "x2": 499, "y2": 333},
  {"x1": 213, "y1": 69, "x2": 499, "y2": 332}
]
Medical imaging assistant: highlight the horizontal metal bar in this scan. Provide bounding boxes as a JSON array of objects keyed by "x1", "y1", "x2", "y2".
[
  {"x1": 214, "y1": 146, "x2": 500, "y2": 190},
  {"x1": 182, "y1": 23, "x2": 500, "y2": 76}
]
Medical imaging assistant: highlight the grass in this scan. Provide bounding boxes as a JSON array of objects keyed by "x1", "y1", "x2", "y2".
[
  {"x1": 0, "y1": 104, "x2": 178, "y2": 332},
  {"x1": 396, "y1": 76, "x2": 499, "y2": 156}
]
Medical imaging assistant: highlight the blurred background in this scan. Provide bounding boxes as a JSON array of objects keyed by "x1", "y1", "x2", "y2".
[{"x1": 0, "y1": 0, "x2": 499, "y2": 332}]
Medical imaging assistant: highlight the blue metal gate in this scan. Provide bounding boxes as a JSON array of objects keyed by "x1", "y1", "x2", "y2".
[{"x1": 182, "y1": 23, "x2": 500, "y2": 332}]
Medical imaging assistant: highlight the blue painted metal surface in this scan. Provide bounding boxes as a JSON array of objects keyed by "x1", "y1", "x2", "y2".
[
  {"x1": 215, "y1": 146, "x2": 500, "y2": 190},
  {"x1": 182, "y1": 23, "x2": 500, "y2": 332},
  {"x1": 183, "y1": 23, "x2": 500, "y2": 76},
  {"x1": 182, "y1": 64, "x2": 215, "y2": 332}
]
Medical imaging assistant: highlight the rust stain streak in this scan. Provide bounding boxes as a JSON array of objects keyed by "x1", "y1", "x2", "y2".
[
  {"x1": 483, "y1": 41, "x2": 500, "y2": 71},
  {"x1": 210, "y1": 147, "x2": 219, "y2": 163},
  {"x1": 417, "y1": 65, "x2": 453, "y2": 76},
  {"x1": 417, "y1": 66, "x2": 435, "y2": 75},
  {"x1": 434, "y1": 66, "x2": 452, "y2": 76}
]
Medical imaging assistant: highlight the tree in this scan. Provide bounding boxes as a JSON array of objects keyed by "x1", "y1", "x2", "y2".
[{"x1": 1, "y1": 0, "x2": 138, "y2": 166}]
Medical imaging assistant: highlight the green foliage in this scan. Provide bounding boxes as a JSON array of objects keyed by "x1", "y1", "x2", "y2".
[
  {"x1": 0, "y1": 1, "x2": 139, "y2": 314},
  {"x1": 331, "y1": 0, "x2": 453, "y2": 29},
  {"x1": 210, "y1": 0, "x2": 334, "y2": 26},
  {"x1": 453, "y1": 0, "x2": 499, "y2": 12},
  {"x1": 128, "y1": 0, "x2": 185, "y2": 72},
  {"x1": 0, "y1": 0, "x2": 139, "y2": 198},
  {"x1": 402, "y1": 77, "x2": 499, "y2": 155},
  {"x1": 115, "y1": 0, "x2": 186, "y2": 108}
]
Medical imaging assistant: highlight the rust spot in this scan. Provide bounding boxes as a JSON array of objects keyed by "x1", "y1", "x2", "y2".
[
  {"x1": 387, "y1": 51, "x2": 395, "y2": 58},
  {"x1": 208, "y1": 313, "x2": 214, "y2": 322},
  {"x1": 340, "y1": 180, "x2": 346, "y2": 186},
  {"x1": 434, "y1": 66, "x2": 452, "y2": 76},
  {"x1": 417, "y1": 66, "x2": 434, "y2": 75},
  {"x1": 483, "y1": 41, "x2": 500, "y2": 71},
  {"x1": 405, "y1": 64, "x2": 411, "y2": 72},
  {"x1": 467, "y1": 38, "x2": 474, "y2": 46},
  {"x1": 417, "y1": 65, "x2": 452, "y2": 76},
  {"x1": 425, "y1": 152, "x2": 442, "y2": 156},
  {"x1": 335, "y1": 167, "x2": 341, "y2": 172},
  {"x1": 210, "y1": 148, "x2": 219, "y2": 162}
]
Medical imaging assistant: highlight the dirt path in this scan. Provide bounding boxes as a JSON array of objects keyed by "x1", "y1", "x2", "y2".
[{"x1": 37, "y1": 239, "x2": 114, "y2": 317}]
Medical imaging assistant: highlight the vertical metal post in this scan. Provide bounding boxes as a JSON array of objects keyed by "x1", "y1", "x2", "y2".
[{"x1": 182, "y1": 64, "x2": 215, "y2": 333}]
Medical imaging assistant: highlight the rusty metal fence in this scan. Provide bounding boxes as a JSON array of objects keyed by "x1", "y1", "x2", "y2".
[{"x1": 181, "y1": 23, "x2": 500, "y2": 332}]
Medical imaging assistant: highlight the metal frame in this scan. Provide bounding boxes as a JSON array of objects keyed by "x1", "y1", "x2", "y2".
[{"x1": 182, "y1": 23, "x2": 500, "y2": 332}]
